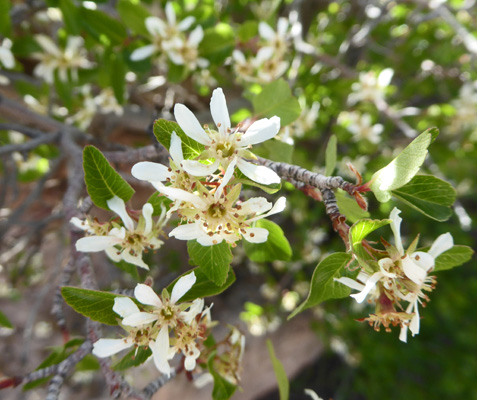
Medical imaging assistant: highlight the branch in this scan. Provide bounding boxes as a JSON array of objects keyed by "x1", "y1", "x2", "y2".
[
  {"x1": 140, "y1": 371, "x2": 176, "y2": 400},
  {"x1": 0, "y1": 131, "x2": 60, "y2": 156}
]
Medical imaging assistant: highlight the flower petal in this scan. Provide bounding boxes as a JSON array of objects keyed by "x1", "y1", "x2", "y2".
[
  {"x1": 134, "y1": 283, "x2": 163, "y2": 307},
  {"x1": 150, "y1": 326, "x2": 171, "y2": 376},
  {"x1": 92, "y1": 338, "x2": 133, "y2": 358},
  {"x1": 259, "y1": 22, "x2": 276, "y2": 41},
  {"x1": 178, "y1": 16, "x2": 195, "y2": 31},
  {"x1": 122, "y1": 250, "x2": 149, "y2": 270},
  {"x1": 142, "y1": 203, "x2": 154, "y2": 235},
  {"x1": 215, "y1": 158, "x2": 237, "y2": 200},
  {"x1": 181, "y1": 159, "x2": 220, "y2": 177},
  {"x1": 113, "y1": 297, "x2": 140, "y2": 318},
  {"x1": 107, "y1": 196, "x2": 134, "y2": 231},
  {"x1": 401, "y1": 255, "x2": 427, "y2": 285},
  {"x1": 170, "y1": 131, "x2": 184, "y2": 162},
  {"x1": 174, "y1": 104, "x2": 212, "y2": 145},
  {"x1": 75, "y1": 236, "x2": 121, "y2": 252},
  {"x1": 122, "y1": 311, "x2": 158, "y2": 327},
  {"x1": 428, "y1": 232, "x2": 453, "y2": 259},
  {"x1": 105, "y1": 246, "x2": 122, "y2": 262},
  {"x1": 334, "y1": 277, "x2": 366, "y2": 292},
  {"x1": 169, "y1": 222, "x2": 204, "y2": 241},
  {"x1": 130, "y1": 44, "x2": 156, "y2": 61},
  {"x1": 409, "y1": 300, "x2": 420, "y2": 336},
  {"x1": 248, "y1": 196, "x2": 286, "y2": 223},
  {"x1": 145, "y1": 16, "x2": 165, "y2": 36},
  {"x1": 242, "y1": 227, "x2": 269, "y2": 243},
  {"x1": 188, "y1": 25, "x2": 204, "y2": 47},
  {"x1": 237, "y1": 197, "x2": 272, "y2": 216},
  {"x1": 156, "y1": 186, "x2": 207, "y2": 209},
  {"x1": 350, "y1": 272, "x2": 383, "y2": 303},
  {"x1": 131, "y1": 161, "x2": 172, "y2": 183},
  {"x1": 210, "y1": 88, "x2": 231, "y2": 137},
  {"x1": 171, "y1": 271, "x2": 196, "y2": 304},
  {"x1": 237, "y1": 159, "x2": 281, "y2": 185},
  {"x1": 240, "y1": 116, "x2": 280, "y2": 147},
  {"x1": 389, "y1": 207, "x2": 404, "y2": 255},
  {"x1": 165, "y1": 2, "x2": 176, "y2": 24}
]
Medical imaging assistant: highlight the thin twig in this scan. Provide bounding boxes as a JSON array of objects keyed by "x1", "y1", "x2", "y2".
[{"x1": 0, "y1": 131, "x2": 60, "y2": 156}]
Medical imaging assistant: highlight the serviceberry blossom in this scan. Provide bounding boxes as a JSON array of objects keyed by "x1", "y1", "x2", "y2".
[
  {"x1": 33, "y1": 35, "x2": 93, "y2": 83},
  {"x1": 73, "y1": 196, "x2": 168, "y2": 270},
  {"x1": 339, "y1": 111, "x2": 383, "y2": 144},
  {"x1": 259, "y1": 18, "x2": 290, "y2": 57},
  {"x1": 347, "y1": 68, "x2": 393, "y2": 105},
  {"x1": 174, "y1": 87, "x2": 281, "y2": 185},
  {"x1": 336, "y1": 207, "x2": 453, "y2": 342}
]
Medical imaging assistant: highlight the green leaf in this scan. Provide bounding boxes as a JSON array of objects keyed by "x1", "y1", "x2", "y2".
[
  {"x1": 253, "y1": 139, "x2": 294, "y2": 163},
  {"x1": 59, "y1": 0, "x2": 81, "y2": 35},
  {"x1": 187, "y1": 241, "x2": 233, "y2": 286},
  {"x1": 252, "y1": 79, "x2": 301, "y2": 126},
  {"x1": 117, "y1": 0, "x2": 151, "y2": 36},
  {"x1": 153, "y1": 119, "x2": 204, "y2": 160},
  {"x1": 391, "y1": 175, "x2": 456, "y2": 221},
  {"x1": 325, "y1": 135, "x2": 337, "y2": 176},
  {"x1": 208, "y1": 352, "x2": 237, "y2": 400},
  {"x1": 0, "y1": 309, "x2": 13, "y2": 328},
  {"x1": 369, "y1": 128, "x2": 439, "y2": 202},
  {"x1": 243, "y1": 220, "x2": 292, "y2": 262},
  {"x1": 110, "y1": 53, "x2": 126, "y2": 104},
  {"x1": 349, "y1": 219, "x2": 391, "y2": 271},
  {"x1": 80, "y1": 8, "x2": 128, "y2": 46},
  {"x1": 0, "y1": 0, "x2": 12, "y2": 36},
  {"x1": 233, "y1": 169, "x2": 281, "y2": 194},
  {"x1": 167, "y1": 267, "x2": 236, "y2": 301},
  {"x1": 113, "y1": 346, "x2": 152, "y2": 370},
  {"x1": 267, "y1": 340, "x2": 289, "y2": 400},
  {"x1": 61, "y1": 287, "x2": 125, "y2": 325},
  {"x1": 54, "y1": 71, "x2": 73, "y2": 109},
  {"x1": 434, "y1": 245, "x2": 474, "y2": 272},
  {"x1": 199, "y1": 23, "x2": 235, "y2": 64},
  {"x1": 83, "y1": 145, "x2": 135, "y2": 210},
  {"x1": 288, "y1": 253, "x2": 353, "y2": 319},
  {"x1": 335, "y1": 189, "x2": 370, "y2": 223},
  {"x1": 237, "y1": 20, "x2": 259, "y2": 42}
]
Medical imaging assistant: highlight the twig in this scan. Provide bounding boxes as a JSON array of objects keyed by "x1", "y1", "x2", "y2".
[
  {"x1": 0, "y1": 131, "x2": 60, "y2": 156},
  {"x1": 140, "y1": 370, "x2": 176, "y2": 400},
  {"x1": 104, "y1": 144, "x2": 169, "y2": 164},
  {"x1": 51, "y1": 259, "x2": 76, "y2": 340},
  {"x1": 0, "y1": 123, "x2": 47, "y2": 138}
]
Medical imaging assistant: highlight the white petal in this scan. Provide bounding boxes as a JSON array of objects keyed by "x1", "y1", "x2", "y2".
[
  {"x1": 399, "y1": 325, "x2": 408, "y2": 343},
  {"x1": 377, "y1": 258, "x2": 397, "y2": 278},
  {"x1": 156, "y1": 186, "x2": 207, "y2": 209},
  {"x1": 334, "y1": 277, "x2": 366, "y2": 292},
  {"x1": 188, "y1": 25, "x2": 204, "y2": 47},
  {"x1": 92, "y1": 338, "x2": 133, "y2": 358},
  {"x1": 181, "y1": 298, "x2": 204, "y2": 324},
  {"x1": 134, "y1": 284, "x2": 163, "y2": 307},
  {"x1": 169, "y1": 222, "x2": 203, "y2": 241},
  {"x1": 178, "y1": 16, "x2": 195, "y2": 31},
  {"x1": 122, "y1": 311, "x2": 158, "y2": 326},
  {"x1": 131, "y1": 161, "x2": 172, "y2": 183},
  {"x1": 122, "y1": 250, "x2": 149, "y2": 270},
  {"x1": 248, "y1": 196, "x2": 286, "y2": 223},
  {"x1": 401, "y1": 255, "x2": 427, "y2": 285},
  {"x1": 389, "y1": 207, "x2": 404, "y2": 255},
  {"x1": 232, "y1": 49, "x2": 246, "y2": 63},
  {"x1": 378, "y1": 68, "x2": 394, "y2": 87},
  {"x1": 240, "y1": 116, "x2": 280, "y2": 146},
  {"x1": 75, "y1": 235, "x2": 121, "y2": 252},
  {"x1": 70, "y1": 217, "x2": 90, "y2": 232},
  {"x1": 107, "y1": 196, "x2": 134, "y2": 231},
  {"x1": 237, "y1": 159, "x2": 281, "y2": 185},
  {"x1": 243, "y1": 227, "x2": 269, "y2": 243},
  {"x1": 181, "y1": 159, "x2": 220, "y2": 176},
  {"x1": 150, "y1": 326, "x2": 171, "y2": 376},
  {"x1": 142, "y1": 203, "x2": 154, "y2": 235},
  {"x1": 259, "y1": 22, "x2": 276, "y2": 41},
  {"x1": 105, "y1": 246, "x2": 122, "y2": 262},
  {"x1": 255, "y1": 46, "x2": 274, "y2": 64},
  {"x1": 113, "y1": 297, "x2": 140, "y2": 318},
  {"x1": 130, "y1": 45, "x2": 156, "y2": 61},
  {"x1": 409, "y1": 300, "x2": 420, "y2": 336},
  {"x1": 0, "y1": 47, "x2": 15, "y2": 69},
  {"x1": 165, "y1": 2, "x2": 176, "y2": 24},
  {"x1": 185, "y1": 355, "x2": 197, "y2": 371},
  {"x1": 210, "y1": 88, "x2": 231, "y2": 136},
  {"x1": 145, "y1": 17, "x2": 165, "y2": 36},
  {"x1": 171, "y1": 271, "x2": 196, "y2": 304},
  {"x1": 237, "y1": 197, "x2": 272, "y2": 216},
  {"x1": 196, "y1": 233, "x2": 224, "y2": 246},
  {"x1": 170, "y1": 131, "x2": 184, "y2": 162},
  {"x1": 350, "y1": 272, "x2": 383, "y2": 303},
  {"x1": 215, "y1": 158, "x2": 237, "y2": 200},
  {"x1": 428, "y1": 232, "x2": 453, "y2": 259},
  {"x1": 277, "y1": 18, "x2": 289, "y2": 35},
  {"x1": 174, "y1": 104, "x2": 212, "y2": 145},
  {"x1": 411, "y1": 251, "x2": 435, "y2": 273},
  {"x1": 35, "y1": 35, "x2": 61, "y2": 56}
]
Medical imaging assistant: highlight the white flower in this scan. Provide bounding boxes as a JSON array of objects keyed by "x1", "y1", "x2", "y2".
[
  {"x1": 74, "y1": 196, "x2": 167, "y2": 270},
  {"x1": 340, "y1": 111, "x2": 383, "y2": 144},
  {"x1": 167, "y1": 26, "x2": 208, "y2": 70},
  {"x1": 347, "y1": 68, "x2": 393, "y2": 105},
  {"x1": 0, "y1": 38, "x2": 15, "y2": 69},
  {"x1": 174, "y1": 87, "x2": 281, "y2": 185},
  {"x1": 259, "y1": 18, "x2": 290, "y2": 57},
  {"x1": 33, "y1": 35, "x2": 93, "y2": 83}
]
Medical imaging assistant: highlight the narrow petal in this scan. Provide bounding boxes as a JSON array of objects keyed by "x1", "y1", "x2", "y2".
[
  {"x1": 145, "y1": 17, "x2": 165, "y2": 36},
  {"x1": 259, "y1": 22, "x2": 276, "y2": 41},
  {"x1": 181, "y1": 298, "x2": 204, "y2": 324},
  {"x1": 105, "y1": 246, "x2": 122, "y2": 262},
  {"x1": 197, "y1": 233, "x2": 224, "y2": 246},
  {"x1": 70, "y1": 217, "x2": 91, "y2": 232},
  {"x1": 243, "y1": 227, "x2": 269, "y2": 243},
  {"x1": 0, "y1": 48, "x2": 14, "y2": 69},
  {"x1": 35, "y1": 35, "x2": 61, "y2": 56},
  {"x1": 215, "y1": 158, "x2": 237, "y2": 200},
  {"x1": 142, "y1": 203, "x2": 154, "y2": 235},
  {"x1": 174, "y1": 104, "x2": 212, "y2": 145},
  {"x1": 113, "y1": 297, "x2": 140, "y2": 318},
  {"x1": 334, "y1": 277, "x2": 366, "y2": 292},
  {"x1": 150, "y1": 326, "x2": 171, "y2": 376},
  {"x1": 165, "y1": 2, "x2": 176, "y2": 24},
  {"x1": 411, "y1": 251, "x2": 434, "y2": 273},
  {"x1": 181, "y1": 159, "x2": 220, "y2": 177},
  {"x1": 255, "y1": 46, "x2": 274, "y2": 64},
  {"x1": 130, "y1": 45, "x2": 156, "y2": 61},
  {"x1": 171, "y1": 271, "x2": 196, "y2": 304},
  {"x1": 170, "y1": 131, "x2": 184, "y2": 162},
  {"x1": 401, "y1": 256, "x2": 427, "y2": 285},
  {"x1": 232, "y1": 49, "x2": 246, "y2": 63},
  {"x1": 178, "y1": 16, "x2": 195, "y2": 31},
  {"x1": 277, "y1": 18, "x2": 289, "y2": 35},
  {"x1": 399, "y1": 325, "x2": 408, "y2": 343},
  {"x1": 122, "y1": 311, "x2": 158, "y2": 327},
  {"x1": 92, "y1": 338, "x2": 133, "y2": 358},
  {"x1": 210, "y1": 88, "x2": 231, "y2": 136},
  {"x1": 409, "y1": 300, "x2": 420, "y2": 336},
  {"x1": 350, "y1": 272, "x2": 383, "y2": 303},
  {"x1": 156, "y1": 186, "x2": 207, "y2": 209},
  {"x1": 134, "y1": 284, "x2": 163, "y2": 307},
  {"x1": 132, "y1": 161, "x2": 172, "y2": 183},
  {"x1": 240, "y1": 116, "x2": 281, "y2": 146},
  {"x1": 378, "y1": 68, "x2": 394, "y2": 87},
  {"x1": 107, "y1": 196, "x2": 134, "y2": 231},
  {"x1": 237, "y1": 159, "x2": 281, "y2": 185},
  {"x1": 169, "y1": 222, "x2": 204, "y2": 241},
  {"x1": 188, "y1": 25, "x2": 204, "y2": 47},
  {"x1": 185, "y1": 355, "x2": 197, "y2": 371},
  {"x1": 248, "y1": 196, "x2": 286, "y2": 223},
  {"x1": 122, "y1": 250, "x2": 149, "y2": 270},
  {"x1": 428, "y1": 232, "x2": 454, "y2": 259},
  {"x1": 389, "y1": 207, "x2": 404, "y2": 255},
  {"x1": 75, "y1": 236, "x2": 121, "y2": 252},
  {"x1": 237, "y1": 197, "x2": 272, "y2": 216}
]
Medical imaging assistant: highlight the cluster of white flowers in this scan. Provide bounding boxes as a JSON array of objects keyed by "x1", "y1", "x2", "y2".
[
  {"x1": 233, "y1": 19, "x2": 291, "y2": 84},
  {"x1": 132, "y1": 87, "x2": 286, "y2": 246},
  {"x1": 449, "y1": 81, "x2": 477, "y2": 139},
  {"x1": 72, "y1": 196, "x2": 168, "y2": 270},
  {"x1": 131, "y1": 3, "x2": 207, "y2": 71},
  {"x1": 33, "y1": 35, "x2": 93, "y2": 84},
  {"x1": 92, "y1": 272, "x2": 211, "y2": 376},
  {"x1": 347, "y1": 68, "x2": 394, "y2": 105},
  {"x1": 336, "y1": 208, "x2": 453, "y2": 342},
  {"x1": 339, "y1": 111, "x2": 383, "y2": 144}
]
